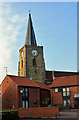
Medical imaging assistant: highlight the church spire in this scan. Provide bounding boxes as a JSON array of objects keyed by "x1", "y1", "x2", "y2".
[{"x1": 25, "y1": 12, "x2": 37, "y2": 46}]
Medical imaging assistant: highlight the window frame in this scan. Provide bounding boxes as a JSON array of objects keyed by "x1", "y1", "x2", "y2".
[
  {"x1": 33, "y1": 58, "x2": 36, "y2": 66},
  {"x1": 62, "y1": 87, "x2": 70, "y2": 97},
  {"x1": 22, "y1": 87, "x2": 28, "y2": 97},
  {"x1": 54, "y1": 88, "x2": 58, "y2": 93},
  {"x1": 34, "y1": 100, "x2": 37, "y2": 105}
]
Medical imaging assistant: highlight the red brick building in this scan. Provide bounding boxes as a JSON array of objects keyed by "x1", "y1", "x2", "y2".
[
  {"x1": 1, "y1": 75, "x2": 50, "y2": 110},
  {"x1": 50, "y1": 75, "x2": 79, "y2": 109}
]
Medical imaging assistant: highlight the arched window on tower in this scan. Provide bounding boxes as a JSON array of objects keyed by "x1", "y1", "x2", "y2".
[
  {"x1": 33, "y1": 58, "x2": 36, "y2": 66},
  {"x1": 21, "y1": 60, "x2": 23, "y2": 68}
]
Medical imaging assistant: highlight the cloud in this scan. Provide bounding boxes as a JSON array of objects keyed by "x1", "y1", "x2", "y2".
[{"x1": 0, "y1": 3, "x2": 24, "y2": 83}]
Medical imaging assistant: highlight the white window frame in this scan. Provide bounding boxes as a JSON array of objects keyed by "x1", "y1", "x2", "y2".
[{"x1": 55, "y1": 88, "x2": 58, "y2": 92}]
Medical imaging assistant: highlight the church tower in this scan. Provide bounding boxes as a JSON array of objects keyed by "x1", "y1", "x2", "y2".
[{"x1": 18, "y1": 13, "x2": 45, "y2": 83}]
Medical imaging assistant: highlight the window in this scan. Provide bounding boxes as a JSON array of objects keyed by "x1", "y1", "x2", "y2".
[
  {"x1": 22, "y1": 100, "x2": 25, "y2": 108},
  {"x1": 63, "y1": 99, "x2": 70, "y2": 107},
  {"x1": 63, "y1": 92, "x2": 66, "y2": 96},
  {"x1": 63, "y1": 100, "x2": 66, "y2": 106},
  {"x1": 55, "y1": 88, "x2": 58, "y2": 92},
  {"x1": 22, "y1": 100, "x2": 28, "y2": 108},
  {"x1": 63, "y1": 87, "x2": 69, "y2": 92},
  {"x1": 63, "y1": 88, "x2": 66, "y2": 92},
  {"x1": 35, "y1": 69, "x2": 37, "y2": 74},
  {"x1": 21, "y1": 51, "x2": 24, "y2": 58},
  {"x1": 22, "y1": 87, "x2": 28, "y2": 97},
  {"x1": 62, "y1": 87, "x2": 70, "y2": 97},
  {"x1": 33, "y1": 88, "x2": 37, "y2": 93},
  {"x1": 34, "y1": 100, "x2": 37, "y2": 105},
  {"x1": 33, "y1": 58, "x2": 36, "y2": 66},
  {"x1": 67, "y1": 88, "x2": 69, "y2": 92},
  {"x1": 67, "y1": 91, "x2": 70, "y2": 96},
  {"x1": 21, "y1": 60, "x2": 23, "y2": 68}
]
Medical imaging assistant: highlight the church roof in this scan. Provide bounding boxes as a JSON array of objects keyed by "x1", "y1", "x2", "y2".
[
  {"x1": 50, "y1": 75, "x2": 79, "y2": 88},
  {"x1": 25, "y1": 13, "x2": 37, "y2": 46}
]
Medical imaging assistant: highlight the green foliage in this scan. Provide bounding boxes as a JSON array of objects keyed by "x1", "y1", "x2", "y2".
[{"x1": 0, "y1": 110, "x2": 20, "y2": 120}]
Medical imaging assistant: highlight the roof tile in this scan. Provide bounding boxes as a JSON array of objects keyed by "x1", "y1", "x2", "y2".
[{"x1": 50, "y1": 75, "x2": 79, "y2": 88}]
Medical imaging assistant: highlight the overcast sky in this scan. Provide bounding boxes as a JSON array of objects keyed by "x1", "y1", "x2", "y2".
[{"x1": 0, "y1": 2, "x2": 77, "y2": 83}]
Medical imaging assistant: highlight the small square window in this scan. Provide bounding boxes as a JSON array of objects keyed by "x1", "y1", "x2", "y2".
[
  {"x1": 63, "y1": 92, "x2": 66, "y2": 96},
  {"x1": 63, "y1": 100, "x2": 66, "y2": 106},
  {"x1": 67, "y1": 91, "x2": 70, "y2": 96},
  {"x1": 63, "y1": 88, "x2": 66, "y2": 92},
  {"x1": 67, "y1": 88, "x2": 69, "y2": 92},
  {"x1": 55, "y1": 88, "x2": 58, "y2": 92}
]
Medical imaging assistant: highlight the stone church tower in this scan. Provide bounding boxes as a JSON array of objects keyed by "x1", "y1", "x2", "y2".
[{"x1": 18, "y1": 13, "x2": 45, "y2": 83}]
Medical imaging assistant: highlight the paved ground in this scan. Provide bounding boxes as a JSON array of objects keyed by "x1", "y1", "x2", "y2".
[{"x1": 58, "y1": 111, "x2": 79, "y2": 119}]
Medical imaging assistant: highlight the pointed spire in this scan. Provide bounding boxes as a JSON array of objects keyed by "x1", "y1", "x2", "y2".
[{"x1": 25, "y1": 12, "x2": 37, "y2": 46}]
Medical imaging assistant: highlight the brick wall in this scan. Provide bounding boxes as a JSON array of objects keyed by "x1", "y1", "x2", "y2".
[
  {"x1": 18, "y1": 106, "x2": 59, "y2": 118},
  {"x1": 29, "y1": 87, "x2": 40, "y2": 107},
  {"x1": 52, "y1": 89, "x2": 63, "y2": 104},
  {"x1": 51, "y1": 86, "x2": 79, "y2": 108},
  {"x1": 2, "y1": 77, "x2": 18, "y2": 110},
  {"x1": 70, "y1": 86, "x2": 79, "y2": 108},
  {"x1": 18, "y1": 87, "x2": 40, "y2": 108}
]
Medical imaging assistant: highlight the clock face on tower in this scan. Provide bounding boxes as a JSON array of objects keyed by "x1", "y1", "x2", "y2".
[{"x1": 31, "y1": 49, "x2": 38, "y2": 56}]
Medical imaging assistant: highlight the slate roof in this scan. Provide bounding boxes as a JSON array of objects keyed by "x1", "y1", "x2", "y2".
[
  {"x1": 50, "y1": 75, "x2": 79, "y2": 88},
  {"x1": 25, "y1": 13, "x2": 37, "y2": 46}
]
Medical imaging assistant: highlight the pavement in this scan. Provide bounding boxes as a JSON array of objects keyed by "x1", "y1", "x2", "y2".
[{"x1": 58, "y1": 111, "x2": 79, "y2": 119}]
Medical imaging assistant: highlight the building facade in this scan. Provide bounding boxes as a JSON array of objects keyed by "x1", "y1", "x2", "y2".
[
  {"x1": 50, "y1": 75, "x2": 79, "y2": 109},
  {"x1": 2, "y1": 75, "x2": 50, "y2": 110}
]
